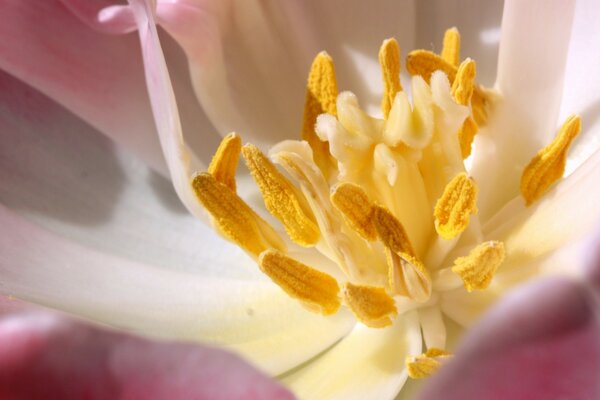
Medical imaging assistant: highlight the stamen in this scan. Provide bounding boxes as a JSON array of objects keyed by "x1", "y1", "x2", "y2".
[
  {"x1": 372, "y1": 205, "x2": 416, "y2": 257},
  {"x1": 406, "y1": 348, "x2": 453, "y2": 379},
  {"x1": 207, "y1": 132, "x2": 242, "y2": 192},
  {"x1": 242, "y1": 144, "x2": 320, "y2": 247},
  {"x1": 330, "y1": 183, "x2": 377, "y2": 240},
  {"x1": 302, "y1": 52, "x2": 338, "y2": 177},
  {"x1": 434, "y1": 173, "x2": 478, "y2": 240},
  {"x1": 452, "y1": 241, "x2": 505, "y2": 291},
  {"x1": 191, "y1": 173, "x2": 285, "y2": 256},
  {"x1": 344, "y1": 282, "x2": 397, "y2": 328},
  {"x1": 379, "y1": 38, "x2": 403, "y2": 119},
  {"x1": 458, "y1": 117, "x2": 478, "y2": 159},
  {"x1": 259, "y1": 249, "x2": 341, "y2": 315},
  {"x1": 441, "y1": 27, "x2": 460, "y2": 67},
  {"x1": 406, "y1": 50, "x2": 456, "y2": 83},
  {"x1": 520, "y1": 115, "x2": 581, "y2": 206}
]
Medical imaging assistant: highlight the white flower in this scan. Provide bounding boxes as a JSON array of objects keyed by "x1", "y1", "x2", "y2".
[{"x1": 1, "y1": 0, "x2": 600, "y2": 399}]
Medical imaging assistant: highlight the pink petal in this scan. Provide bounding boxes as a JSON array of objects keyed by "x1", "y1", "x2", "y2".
[
  {"x1": 0, "y1": 312, "x2": 295, "y2": 400},
  {"x1": 0, "y1": 0, "x2": 167, "y2": 173},
  {"x1": 417, "y1": 275, "x2": 600, "y2": 400}
]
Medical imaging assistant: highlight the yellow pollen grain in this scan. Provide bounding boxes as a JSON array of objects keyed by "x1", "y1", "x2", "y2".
[
  {"x1": 520, "y1": 115, "x2": 581, "y2": 206},
  {"x1": 372, "y1": 205, "x2": 416, "y2": 257},
  {"x1": 379, "y1": 38, "x2": 403, "y2": 119},
  {"x1": 441, "y1": 27, "x2": 461, "y2": 67},
  {"x1": 191, "y1": 173, "x2": 284, "y2": 256},
  {"x1": 451, "y1": 58, "x2": 476, "y2": 106},
  {"x1": 406, "y1": 50, "x2": 456, "y2": 83},
  {"x1": 302, "y1": 51, "x2": 338, "y2": 177},
  {"x1": 242, "y1": 144, "x2": 320, "y2": 247},
  {"x1": 458, "y1": 117, "x2": 479, "y2": 159},
  {"x1": 434, "y1": 173, "x2": 478, "y2": 240},
  {"x1": 330, "y1": 183, "x2": 377, "y2": 240},
  {"x1": 344, "y1": 283, "x2": 397, "y2": 328},
  {"x1": 406, "y1": 348, "x2": 453, "y2": 379},
  {"x1": 259, "y1": 249, "x2": 341, "y2": 315},
  {"x1": 207, "y1": 132, "x2": 241, "y2": 192},
  {"x1": 452, "y1": 241, "x2": 505, "y2": 292}
]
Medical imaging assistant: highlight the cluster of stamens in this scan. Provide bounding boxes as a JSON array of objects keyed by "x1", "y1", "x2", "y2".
[{"x1": 191, "y1": 28, "x2": 581, "y2": 379}]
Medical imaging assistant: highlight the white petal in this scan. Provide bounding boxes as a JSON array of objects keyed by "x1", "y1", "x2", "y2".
[
  {"x1": 0, "y1": 204, "x2": 355, "y2": 375},
  {"x1": 440, "y1": 288, "x2": 500, "y2": 328},
  {"x1": 559, "y1": 0, "x2": 600, "y2": 174},
  {"x1": 282, "y1": 312, "x2": 421, "y2": 400},
  {"x1": 127, "y1": 0, "x2": 207, "y2": 221},
  {"x1": 157, "y1": 0, "x2": 418, "y2": 144},
  {"x1": 484, "y1": 148, "x2": 600, "y2": 271},
  {"x1": 471, "y1": 0, "x2": 576, "y2": 221}
]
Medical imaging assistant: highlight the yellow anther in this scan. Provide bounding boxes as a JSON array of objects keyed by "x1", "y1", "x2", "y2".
[
  {"x1": 386, "y1": 250, "x2": 431, "y2": 302},
  {"x1": 451, "y1": 58, "x2": 476, "y2": 106},
  {"x1": 406, "y1": 50, "x2": 456, "y2": 83},
  {"x1": 452, "y1": 241, "x2": 505, "y2": 292},
  {"x1": 330, "y1": 183, "x2": 377, "y2": 240},
  {"x1": 434, "y1": 173, "x2": 478, "y2": 240},
  {"x1": 259, "y1": 249, "x2": 341, "y2": 315},
  {"x1": 441, "y1": 27, "x2": 461, "y2": 67},
  {"x1": 344, "y1": 283, "x2": 397, "y2": 328},
  {"x1": 406, "y1": 348, "x2": 452, "y2": 379},
  {"x1": 191, "y1": 173, "x2": 285, "y2": 256},
  {"x1": 242, "y1": 144, "x2": 320, "y2": 247},
  {"x1": 520, "y1": 115, "x2": 581, "y2": 206},
  {"x1": 379, "y1": 38, "x2": 403, "y2": 119},
  {"x1": 207, "y1": 132, "x2": 241, "y2": 192},
  {"x1": 302, "y1": 52, "x2": 338, "y2": 178},
  {"x1": 372, "y1": 206, "x2": 416, "y2": 257},
  {"x1": 458, "y1": 116, "x2": 478, "y2": 159}
]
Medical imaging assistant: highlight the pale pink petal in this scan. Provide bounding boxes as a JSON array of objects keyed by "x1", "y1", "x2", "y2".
[
  {"x1": 471, "y1": 0, "x2": 576, "y2": 221},
  {"x1": 0, "y1": 0, "x2": 168, "y2": 173},
  {"x1": 417, "y1": 276, "x2": 600, "y2": 400},
  {"x1": 0, "y1": 312, "x2": 294, "y2": 400}
]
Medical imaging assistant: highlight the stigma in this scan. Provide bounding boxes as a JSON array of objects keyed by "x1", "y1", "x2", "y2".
[{"x1": 191, "y1": 27, "x2": 581, "y2": 379}]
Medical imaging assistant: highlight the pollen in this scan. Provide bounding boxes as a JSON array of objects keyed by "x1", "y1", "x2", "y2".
[
  {"x1": 344, "y1": 283, "x2": 397, "y2": 328},
  {"x1": 372, "y1": 205, "x2": 416, "y2": 257},
  {"x1": 242, "y1": 144, "x2": 320, "y2": 247},
  {"x1": 259, "y1": 249, "x2": 341, "y2": 315},
  {"x1": 452, "y1": 241, "x2": 506, "y2": 292},
  {"x1": 379, "y1": 38, "x2": 403, "y2": 119},
  {"x1": 207, "y1": 132, "x2": 241, "y2": 192},
  {"x1": 330, "y1": 183, "x2": 377, "y2": 240},
  {"x1": 191, "y1": 173, "x2": 285, "y2": 256},
  {"x1": 406, "y1": 348, "x2": 453, "y2": 379},
  {"x1": 406, "y1": 50, "x2": 456, "y2": 83},
  {"x1": 434, "y1": 173, "x2": 478, "y2": 240},
  {"x1": 441, "y1": 27, "x2": 460, "y2": 67},
  {"x1": 302, "y1": 52, "x2": 338, "y2": 177},
  {"x1": 451, "y1": 58, "x2": 475, "y2": 106},
  {"x1": 520, "y1": 115, "x2": 581, "y2": 206}
]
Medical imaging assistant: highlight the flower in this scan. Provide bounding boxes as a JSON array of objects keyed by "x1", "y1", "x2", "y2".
[{"x1": 1, "y1": 0, "x2": 600, "y2": 399}]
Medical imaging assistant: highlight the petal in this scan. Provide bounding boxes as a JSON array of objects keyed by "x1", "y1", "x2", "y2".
[
  {"x1": 0, "y1": 0, "x2": 165, "y2": 173},
  {"x1": 417, "y1": 277, "x2": 600, "y2": 400},
  {"x1": 0, "y1": 70, "x2": 238, "y2": 278},
  {"x1": 560, "y1": 0, "x2": 600, "y2": 175},
  {"x1": 158, "y1": 0, "x2": 418, "y2": 146},
  {"x1": 0, "y1": 312, "x2": 294, "y2": 400},
  {"x1": 484, "y1": 148, "x2": 600, "y2": 272},
  {"x1": 0, "y1": 204, "x2": 354, "y2": 376},
  {"x1": 282, "y1": 312, "x2": 421, "y2": 400},
  {"x1": 471, "y1": 0, "x2": 576, "y2": 221}
]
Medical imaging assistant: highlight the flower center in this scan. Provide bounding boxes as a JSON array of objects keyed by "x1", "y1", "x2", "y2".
[{"x1": 191, "y1": 27, "x2": 581, "y2": 379}]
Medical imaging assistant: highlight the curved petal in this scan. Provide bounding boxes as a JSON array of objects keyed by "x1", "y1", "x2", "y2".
[
  {"x1": 0, "y1": 204, "x2": 355, "y2": 376},
  {"x1": 416, "y1": 277, "x2": 600, "y2": 400},
  {"x1": 471, "y1": 0, "x2": 576, "y2": 221},
  {"x1": 0, "y1": 312, "x2": 294, "y2": 400},
  {"x1": 157, "y1": 0, "x2": 418, "y2": 146},
  {"x1": 560, "y1": 0, "x2": 600, "y2": 175},
  {"x1": 0, "y1": 0, "x2": 166, "y2": 173},
  {"x1": 282, "y1": 312, "x2": 421, "y2": 400}
]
